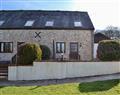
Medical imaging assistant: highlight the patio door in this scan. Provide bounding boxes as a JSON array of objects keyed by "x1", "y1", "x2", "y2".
[{"x1": 69, "y1": 42, "x2": 79, "y2": 60}]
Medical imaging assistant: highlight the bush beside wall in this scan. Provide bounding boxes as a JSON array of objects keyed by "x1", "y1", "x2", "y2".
[
  {"x1": 17, "y1": 43, "x2": 42, "y2": 65},
  {"x1": 97, "y1": 40, "x2": 120, "y2": 61}
]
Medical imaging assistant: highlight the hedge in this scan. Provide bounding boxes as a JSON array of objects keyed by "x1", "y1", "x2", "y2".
[
  {"x1": 17, "y1": 43, "x2": 42, "y2": 65},
  {"x1": 97, "y1": 40, "x2": 120, "y2": 61}
]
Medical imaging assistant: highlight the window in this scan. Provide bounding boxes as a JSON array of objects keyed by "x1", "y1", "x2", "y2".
[
  {"x1": 0, "y1": 42, "x2": 13, "y2": 53},
  {"x1": 24, "y1": 20, "x2": 34, "y2": 26},
  {"x1": 45, "y1": 21, "x2": 54, "y2": 27},
  {"x1": 70, "y1": 42, "x2": 78, "y2": 53},
  {"x1": 0, "y1": 21, "x2": 4, "y2": 26},
  {"x1": 56, "y1": 42, "x2": 65, "y2": 53},
  {"x1": 74, "y1": 21, "x2": 82, "y2": 27}
]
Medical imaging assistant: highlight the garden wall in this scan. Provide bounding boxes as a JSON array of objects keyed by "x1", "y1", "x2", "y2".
[
  {"x1": 8, "y1": 62, "x2": 120, "y2": 80},
  {"x1": 94, "y1": 43, "x2": 98, "y2": 58}
]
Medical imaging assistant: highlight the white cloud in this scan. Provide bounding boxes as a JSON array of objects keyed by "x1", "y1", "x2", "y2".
[{"x1": 72, "y1": 0, "x2": 120, "y2": 29}]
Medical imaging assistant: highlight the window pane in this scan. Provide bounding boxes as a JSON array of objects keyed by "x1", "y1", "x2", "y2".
[
  {"x1": 45, "y1": 21, "x2": 54, "y2": 26},
  {"x1": 57, "y1": 43, "x2": 60, "y2": 53},
  {"x1": 74, "y1": 21, "x2": 82, "y2": 27},
  {"x1": 56, "y1": 42, "x2": 65, "y2": 53},
  {"x1": 4, "y1": 43, "x2": 10, "y2": 52},
  {"x1": 0, "y1": 42, "x2": 13, "y2": 53},
  {"x1": 61, "y1": 43, "x2": 65, "y2": 53},
  {"x1": 58, "y1": 43, "x2": 60, "y2": 52},
  {"x1": 70, "y1": 43, "x2": 78, "y2": 52},
  {"x1": 0, "y1": 21, "x2": 4, "y2": 26},
  {"x1": 25, "y1": 20, "x2": 34, "y2": 26}
]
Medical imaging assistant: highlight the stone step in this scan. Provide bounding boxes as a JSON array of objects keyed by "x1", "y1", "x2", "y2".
[
  {"x1": 0, "y1": 68, "x2": 8, "y2": 72},
  {"x1": 0, "y1": 67, "x2": 8, "y2": 69},
  {"x1": 0, "y1": 76, "x2": 8, "y2": 80},
  {"x1": 0, "y1": 72, "x2": 8, "y2": 76},
  {"x1": 0, "y1": 64, "x2": 9, "y2": 68},
  {"x1": 0, "y1": 64, "x2": 8, "y2": 80},
  {"x1": 0, "y1": 66, "x2": 8, "y2": 68},
  {"x1": 0, "y1": 69, "x2": 8, "y2": 73}
]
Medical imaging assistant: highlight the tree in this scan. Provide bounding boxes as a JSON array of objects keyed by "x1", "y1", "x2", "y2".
[
  {"x1": 103, "y1": 26, "x2": 120, "y2": 39},
  {"x1": 97, "y1": 40, "x2": 120, "y2": 61},
  {"x1": 17, "y1": 43, "x2": 42, "y2": 65}
]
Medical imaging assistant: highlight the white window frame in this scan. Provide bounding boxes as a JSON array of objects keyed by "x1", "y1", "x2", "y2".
[
  {"x1": 0, "y1": 21, "x2": 4, "y2": 26},
  {"x1": 45, "y1": 21, "x2": 54, "y2": 27},
  {"x1": 56, "y1": 42, "x2": 65, "y2": 53},
  {"x1": 0, "y1": 42, "x2": 13, "y2": 53},
  {"x1": 24, "y1": 20, "x2": 34, "y2": 26},
  {"x1": 74, "y1": 21, "x2": 82, "y2": 27}
]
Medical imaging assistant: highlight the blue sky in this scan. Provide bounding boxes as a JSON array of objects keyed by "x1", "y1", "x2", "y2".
[
  {"x1": 0, "y1": 0, "x2": 120, "y2": 29},
  {"x1": 0, "y1": 0, "x2": 73, "y2": 10}
]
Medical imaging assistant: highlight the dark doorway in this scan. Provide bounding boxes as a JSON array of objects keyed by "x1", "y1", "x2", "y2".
[{"x1": 69, "y1": 42, "x2": 79, "y2": 60}]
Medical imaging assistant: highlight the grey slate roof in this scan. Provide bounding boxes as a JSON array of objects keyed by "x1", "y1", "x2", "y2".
[{"x1": 0, "y1": 10, "x2": 94, "y2": 30}]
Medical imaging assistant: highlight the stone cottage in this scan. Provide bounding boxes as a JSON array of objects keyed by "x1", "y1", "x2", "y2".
[{"x1": 0, "y1": 10, "x2": 94, "y2": 62}]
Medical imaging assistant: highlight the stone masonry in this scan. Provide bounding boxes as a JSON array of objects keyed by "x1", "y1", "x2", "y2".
[{"x1": 0, "y1": 29, "x2": 94, "y2": 61}]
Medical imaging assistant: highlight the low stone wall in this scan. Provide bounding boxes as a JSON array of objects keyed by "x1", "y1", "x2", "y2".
[{"x1": 8, "y1": 62, "x2": 120, "y2": 80}]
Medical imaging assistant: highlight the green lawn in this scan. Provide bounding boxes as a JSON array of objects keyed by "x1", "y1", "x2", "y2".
[{"x1": 0, "y1": 79, "x2": 120, "y2": 95}]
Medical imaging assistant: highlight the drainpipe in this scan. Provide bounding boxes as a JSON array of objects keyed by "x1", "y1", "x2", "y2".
[
  {"x1": 53, "y1": 40, "x2": 55, "y2": 59},
  {"x1": 16, "y1": 42, "x2": 18, "y2": 66}
]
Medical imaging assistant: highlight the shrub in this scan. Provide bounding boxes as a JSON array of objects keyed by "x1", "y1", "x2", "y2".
[
  {"x1": 40, "y1": 45, "x2": 51, "y2": 60},
  {"x1": 97, "y1": 40, "x2": 120, "y2": 61},
  {"x1": 17, "y1": 43, "x2": 42, "y2": 65}
]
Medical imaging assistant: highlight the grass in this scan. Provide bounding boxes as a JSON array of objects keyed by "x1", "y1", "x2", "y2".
[{"x1": 0, "y1": 79, "x2": 120, "y2": 95}]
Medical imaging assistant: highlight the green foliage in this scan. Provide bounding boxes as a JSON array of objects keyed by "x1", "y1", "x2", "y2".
[
  {"x1": 79, "y1": 79, "x2": 119, "y2": 92},
  {"x1": 40, "y1": 45, "x2": 51, "y2": 60},
  {"x1": 0, "y1": 79, "x2": 119, "y2": 95},
  {"x1": 18, "y1": 43, "x2": 42, "y2": 65},
  {"x1": 97, "y1": 40, "x2": 120, "y2": 61}
]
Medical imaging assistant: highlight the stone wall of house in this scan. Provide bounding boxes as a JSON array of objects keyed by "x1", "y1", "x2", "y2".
[{"x1": 0, "y1": 29, "x2": 93, "y2": 61}]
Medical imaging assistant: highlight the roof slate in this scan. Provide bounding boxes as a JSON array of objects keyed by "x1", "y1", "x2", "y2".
[{"x1": 0, "y1": 10, "x2": 94, "y2": 30}]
